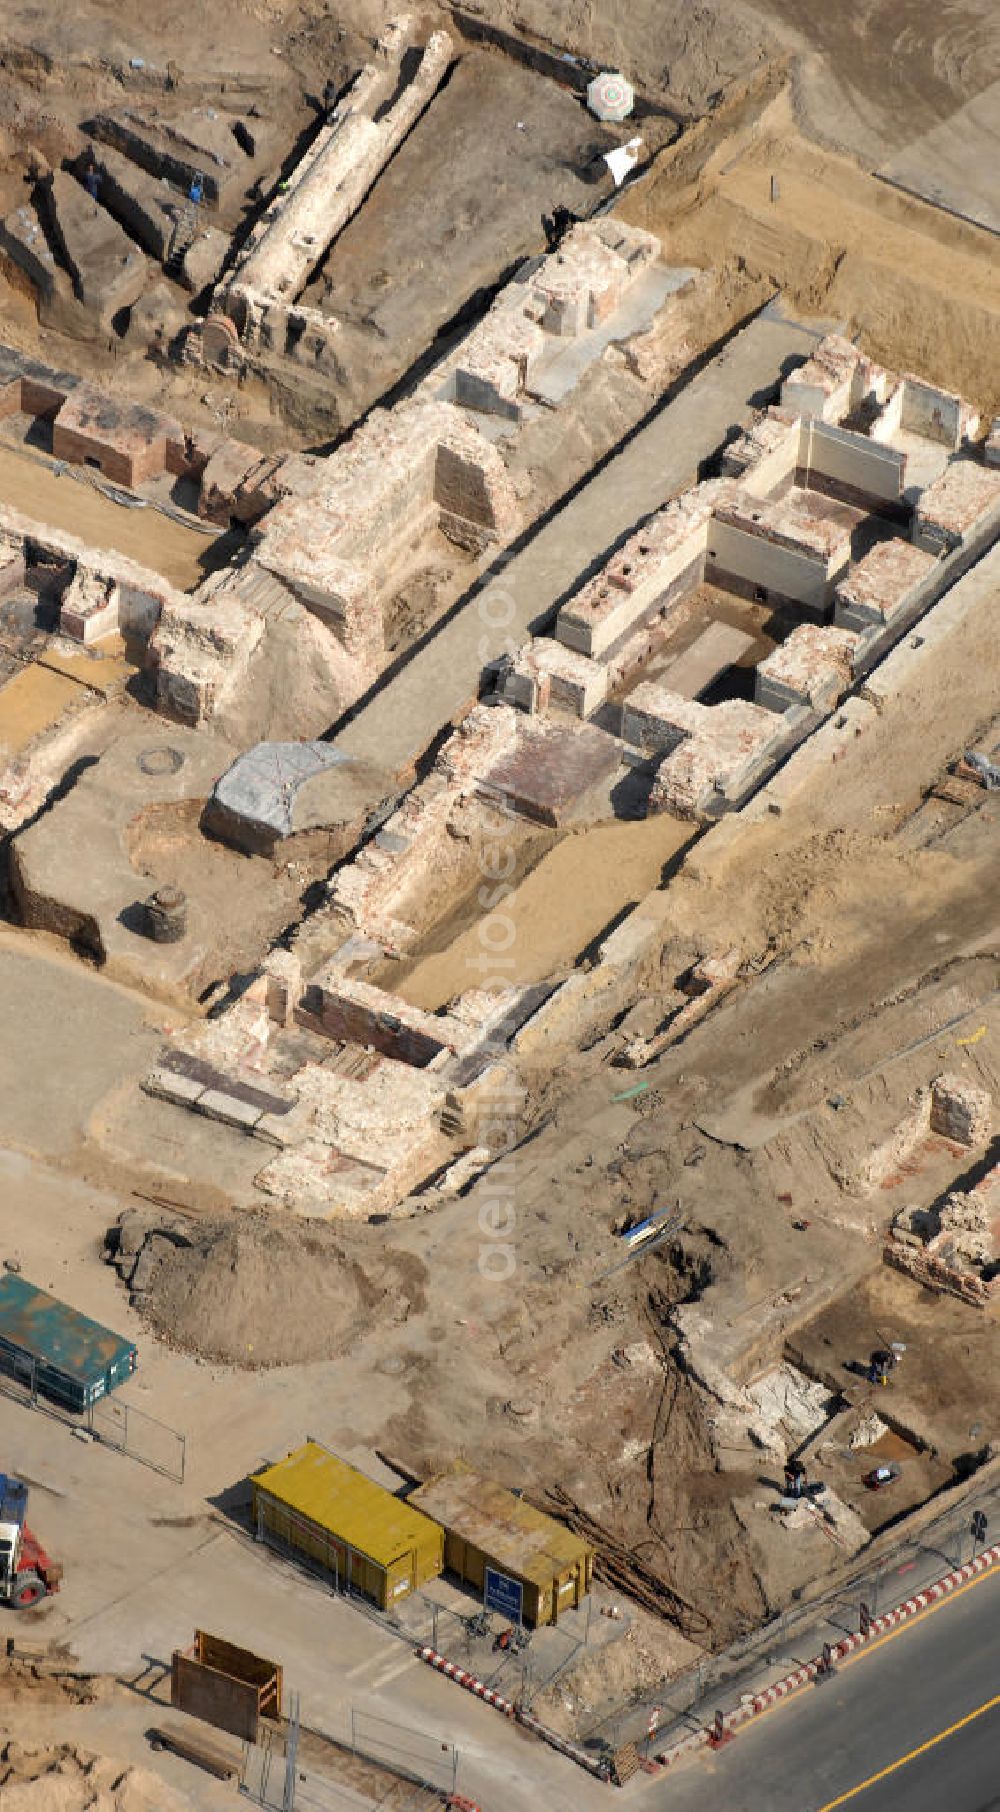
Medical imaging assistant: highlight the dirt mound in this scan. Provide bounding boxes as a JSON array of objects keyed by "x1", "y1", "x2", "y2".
[
  {"x1": 107, "y1": 1206, "x2": 426, "y2": 1367},
  {"x1": 530, "y1": 1612, "x2": 698, "y2": 1740},
  {"x1": 0, "y1": 1745, "x2": 189, "y2": 1811},
  {"x1": 0, "y1": 1658, "x2": 104, "y2": 1708}
]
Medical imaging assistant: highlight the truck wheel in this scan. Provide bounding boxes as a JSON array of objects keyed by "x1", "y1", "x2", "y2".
[{"x1": 12, "y1": 1574, "x2": 46, "y2": 1608}]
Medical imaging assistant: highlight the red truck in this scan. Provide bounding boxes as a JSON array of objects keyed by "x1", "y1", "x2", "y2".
[{"x1": 0, "y1": 1474, "x2": 62, "y2": 1608}]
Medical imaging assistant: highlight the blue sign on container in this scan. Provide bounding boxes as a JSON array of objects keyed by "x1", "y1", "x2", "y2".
[{"x1": 484, "y1": 1566, "x2": 523, "y2": 1622}]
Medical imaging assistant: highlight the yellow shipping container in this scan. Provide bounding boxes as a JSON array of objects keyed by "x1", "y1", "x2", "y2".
[
  {"x1": 251, "y1": 1443, "x2": 444, "y2": 1610},
  {"x1": 410, "y1": 1472, "x2": 593, "y2": 1626}
]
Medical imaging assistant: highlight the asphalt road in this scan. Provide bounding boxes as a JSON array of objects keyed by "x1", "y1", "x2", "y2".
[{"x1": 657, "y1": 1566, "x2": 1000, "y2": 1812}]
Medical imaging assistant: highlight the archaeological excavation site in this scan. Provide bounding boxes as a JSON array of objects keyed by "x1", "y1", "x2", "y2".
[{"x1": 0, "y1": 1, "x2": 996, "y2": 1807}]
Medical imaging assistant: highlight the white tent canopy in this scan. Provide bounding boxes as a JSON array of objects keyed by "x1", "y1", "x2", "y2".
[{"x1": 604, "y1": 137, "x2": 643, "y2": 187}]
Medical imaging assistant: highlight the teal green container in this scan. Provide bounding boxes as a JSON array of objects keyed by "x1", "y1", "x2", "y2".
[{"x1": 0, "y1": 1276, "x2": 137, "y2": 1412}]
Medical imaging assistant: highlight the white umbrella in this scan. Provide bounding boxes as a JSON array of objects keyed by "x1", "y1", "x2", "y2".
[{"x1": 587, "y1": 70, "x2": 636, "y2": 123}]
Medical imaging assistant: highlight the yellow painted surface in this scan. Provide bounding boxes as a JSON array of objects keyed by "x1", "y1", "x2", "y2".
[
  {"x1": 37, "y1": 640, "x2": 133, "y2": 698},
  {"x1": 0, "y1": 443, "x2": 214, "y2": 589},
  {"x1": 0, "y1": 663, "x2": 82, "y2": 753},
  {"x1": 251, "y1": 1442, "x2": 444, "y2": 1598},
  {"x1": 814, "y1": 1692, "x2": 1000, "y2": 1810}
]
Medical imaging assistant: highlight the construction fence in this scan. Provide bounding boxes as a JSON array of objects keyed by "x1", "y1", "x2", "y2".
[
  {"x1": 0, "y1": 1353, "x2": 185, "y2": 1482},
  {"x1": 239, "y1": 1701, "x2": 457, "y2": 1811}
]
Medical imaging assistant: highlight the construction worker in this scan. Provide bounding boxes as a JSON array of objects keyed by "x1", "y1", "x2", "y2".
[
  {"x1": 83, "y1": 153, "x2": 100, "y2": 202},
  {"x1": 188, "y1": 172, "x2": 204, "y2": 207},
  {"x1": 868, "y1": 1349, "x2": 891, "y2": 1387},
  {"x1": 784, "y1": 1457, "x2": 807, "y2": 1499}
]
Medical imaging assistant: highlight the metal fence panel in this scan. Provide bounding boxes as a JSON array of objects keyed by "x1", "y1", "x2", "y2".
[
  {"x1": 350, "y1": 1708, "x2": 457, "y2": 1795},
  {"x1": 87, "y1": 1394, "x2": 185, "y2": 1482}
]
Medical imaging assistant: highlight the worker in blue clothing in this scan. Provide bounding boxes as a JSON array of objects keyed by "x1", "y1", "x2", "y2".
[{"x1": 188, "y1": 172, "x2": 204, "y2": 206}]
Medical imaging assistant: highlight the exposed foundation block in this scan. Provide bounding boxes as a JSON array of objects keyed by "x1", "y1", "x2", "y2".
[
  {"x1": 912, "y1": 460, "x2": 1000, "y2": 556},
  {"x1": 251, "y1": 400, "x2": 515, "y2": 656},
  {"x1": 833, "y1": 539, "x2": 937, "y2": 631},
  {"x1": 502, "y1": 639, "x2": 607, "y2": 717},
  {"x1": 474, "y1": 715, "x2": 621, "y2": 825},
  {"x1": 529, "y1": 218, "x2": 660, "y2": 337},
  {"x1": 445, "y1": 219, "x2": 660, "y2": 421},
  {"x1": 706, "y1": 491, "x2": 851, "y2": 615},
  {"x1": 755, "y1": 624, "x2": 858, "y2": 713},
  {"x1": 780, "y1": 333, "x2": 862, "y2": 422},
  {"x1": 621, "y1": 683, "x2": 705, "y2": 757},
  {"x1": 556, "y1": 482, "x2": 728, "y2": 660},
  {"x1": 219, "y1": 24, "x2": 453, "y2": 333},
  {"x1": 148, "y1": 575, "x2": 266, "y2": 723},
  {"x1": 895, "y1": 375, "x2": 979, "y2": 450},
  {"x1": 930, "y1": 1073, "x2": 992, "y2": 1148},
  {"x1": 52, "y1": 384, "x2": 183, "y2": 487},
  {"x1": 647, "y1": 696, "x2": 789, "y2": 819},
  {"x1": 297, "y1": 969, "x2": 470, "y2": 1068},
  {"x1": 59, "y1": 570, "x2": 120, "y2": 644}
]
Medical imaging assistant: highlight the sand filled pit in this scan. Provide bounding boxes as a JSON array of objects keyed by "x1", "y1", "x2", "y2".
[
  {"x1": 106, "y1": 1206, "x2": 427, "y2": 1367},
  {"x1": 0, "y1": 446, "x2": 216, "y2": 591},
  {"x1": 392, "y1": 814, "x2": 695, "y2": 1012}
]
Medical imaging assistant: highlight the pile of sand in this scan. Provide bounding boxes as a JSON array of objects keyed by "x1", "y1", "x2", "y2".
[
  {"x1": 530, "y1": 1612, "x2": 701, "y2": 1740},
  {"x1": 0, "y1": 1745, "x2": 189, "y2": 1812},
  {"x1": 107, "y1": 1207, "x2": 426, "y2": 1368},
  {"x1": 0, "y1": 1659, "x2": 104, "y2": 1709}
]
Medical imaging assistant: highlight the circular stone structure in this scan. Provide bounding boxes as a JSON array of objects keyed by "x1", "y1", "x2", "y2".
[
  {"x1": 144, "y1": 886, "x2": 188, "y2": 943},
  {"x1": 138, "y1": 746, "x2": 185, "y2": 777},
  {"x1": 586, "y1": 70, "x2": 635, "y2": 123}
]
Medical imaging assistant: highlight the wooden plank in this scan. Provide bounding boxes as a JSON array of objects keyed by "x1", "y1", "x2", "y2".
[
  {"x1": 172, "y1": 1652, "x2": 261, "y2": 1743},
  {"x1": 149, "y1": 1720, "x2": 241, "y2": 1780}
]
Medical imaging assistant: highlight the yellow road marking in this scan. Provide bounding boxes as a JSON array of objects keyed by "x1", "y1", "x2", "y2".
[
  {"x1": 813, "y1": 1692, "x2": 1000, "y2": 1810},
  {"x1": 837, "y1": 1563, "x2": 1000, "y2": 1669}
]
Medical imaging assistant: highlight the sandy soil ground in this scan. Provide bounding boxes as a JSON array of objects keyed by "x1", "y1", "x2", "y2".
[
  {"x1": 0, "y1": 445, "x2": 214, "y2": 589},
  {"x1": 621, "y1": 87, "x2": 1000, "y2": 417},
  {"x1": 0, "y1": 0, "x2": 996, "y2": 1767},
  {"x1": 452, "y1": 0, "x2": 1000, "y2": 163},
  {"x1": 392, "y1": 813, "x2": 694, "y2": 1010}
]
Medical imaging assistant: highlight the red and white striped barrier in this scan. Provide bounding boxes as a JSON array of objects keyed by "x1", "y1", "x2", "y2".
[
  {"x1": 417, "y1": 1645, "x2": 609, "y2": 1779},
  {"x1": 655, "y1": 1540, "x2": 1000, "y2": 1769},
  {"x1": 418, "y1": 1645, "x2": 515, "y2": 1715},
  {"x1": 418, "y1": 1545, "x2": 1000, "y2": 1785}
]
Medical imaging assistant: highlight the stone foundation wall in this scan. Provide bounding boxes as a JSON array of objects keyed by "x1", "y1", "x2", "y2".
[
  {"x1": 884, "y1": 1239, "x2": 997, "y2": 1308},
  {"x1": 297, "y1": 973, "x2": 460, "y2": 1068}
]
